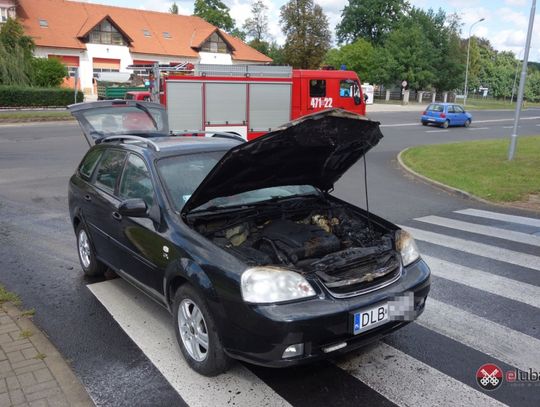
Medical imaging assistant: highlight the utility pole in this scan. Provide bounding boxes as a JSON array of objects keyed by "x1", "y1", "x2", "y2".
[
  {"x1": 464, "y1": 18, "x2": 485, "y2": 106},
  {"x1": 508, "y1": 0, "x2": 536, "y2": 160}
]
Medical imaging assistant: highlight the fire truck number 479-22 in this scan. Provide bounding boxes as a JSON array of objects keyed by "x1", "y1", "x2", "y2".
[{"x1": 310, "y1": 97, "x2": 333, "y2": 109}]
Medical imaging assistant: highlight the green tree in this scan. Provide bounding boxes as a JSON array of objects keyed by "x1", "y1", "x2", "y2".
[
  {"x1": 31, "y1": 58, "x2": 67, "y2": 87},
  {"x1": 323, "y1": 38, "x2": 376, "y2": 83},
  {"x1": 280, "y1": 0, "x2": 331, "y2": 69},
  {"x1": 169, "y1": 2, "x2": 179, "y2": 14},
  {"x1": 248, "y1": 39, "x2": 270, "y2": 55},
  {"x1": 525, "y1": 70, "x2": 540, "y2": 102},
  {"x1": 336, "y1": 0, "x2": 407, "y2": 45},
  {"x1": 0, "y1": 18, "x2": 35, "y2": 86},
  {"x1": 229, "y1": 27, "x2": 247, "y2": 41},
  {"x1": 243, "y1": 0, "x2": 269, "y2": 42},
  {"x1": 267, "y1": 42, "x2": 285, "y2": 64},
  {"x1": 193, "y1": 0, "x2": 235, "y2": 32}
]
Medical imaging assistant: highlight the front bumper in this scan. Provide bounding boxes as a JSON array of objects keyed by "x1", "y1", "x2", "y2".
[{"x1": 222, "y1": 259, "x2": 431, "y2": 367}]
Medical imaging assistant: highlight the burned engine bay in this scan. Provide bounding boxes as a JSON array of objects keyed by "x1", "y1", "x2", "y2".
[{"x1": 192, "y1": 198, "x2": 402, "y2": 294}]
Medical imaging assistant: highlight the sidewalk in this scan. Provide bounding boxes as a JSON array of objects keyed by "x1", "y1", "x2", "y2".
[
  {"x1": 367, "y1": 102, "x2": 426, "y2": 112},
  {"x1": 0, "y1": 303, "x2": 94, "y2": 407}
]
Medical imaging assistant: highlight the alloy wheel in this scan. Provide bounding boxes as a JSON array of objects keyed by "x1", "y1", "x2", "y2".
[
  {"x1": 178, "y1": 299, "x2": 209, "y2": 362},
  {"x1": 78, "y1": 229, "x2": 91, "y2": 269}
]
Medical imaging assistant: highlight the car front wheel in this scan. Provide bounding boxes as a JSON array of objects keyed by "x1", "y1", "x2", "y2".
[
  {"x1": 173, "y1": 285, "x2": 231, "y2": 376},
  {"x1": 464, "y1": 119, "x2": 471, "y2": 127},
  {"x1": 76, "y1": 224, "x2": 107, "y2": 276}
]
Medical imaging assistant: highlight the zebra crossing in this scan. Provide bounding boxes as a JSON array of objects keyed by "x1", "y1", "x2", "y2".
[{"x1": 88, "y1": 207, "x2": 540, "y2": 407}]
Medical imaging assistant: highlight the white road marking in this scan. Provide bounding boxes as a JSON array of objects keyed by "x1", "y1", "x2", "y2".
[
  {"x1": 417, "y1": 299, "x2": 540, "y2": 372},
  {"x1": 466, "y1": 127, "x2": 489, "y2": 130},
  {"x1": 455, "y1": 208, "x2": 540, "y2": 228},
  {"x1": 426, "y1": 130, "x2": 449, "y2": 133},
  {"x1": 423, "y1": 255, "x2": 540, "y2": 308},
  {"x1": 380, "y1": 123, "x2": 420, "y2": 127},
  {"x1": 400, "y1": 226, "x2": 540, "y2": 271},
  {"x1": 415, "y1": 215, "x2": 540, "y2": 247},
  {"x1": 88, "y1": 279, "x2": 291, "y2": 407},
  {"x1": 380, "y1": 116, "x2": 540, "y2": 128},
  {"x1": 336, "y1": 342, "x2": 506, "y2": 407}
]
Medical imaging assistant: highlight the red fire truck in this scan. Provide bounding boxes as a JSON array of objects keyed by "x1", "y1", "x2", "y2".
[{"x1": 129, "y1": 64, "x2": 366, "y2": 140}]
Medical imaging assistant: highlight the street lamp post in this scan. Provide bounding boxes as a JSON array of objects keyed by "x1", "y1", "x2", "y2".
[
  {"x1": 508, "y1": 0, "x2": 536, "y2": 160},
  {"x1": 463, "y1": 18, "x2": 485, "y2": 106}
]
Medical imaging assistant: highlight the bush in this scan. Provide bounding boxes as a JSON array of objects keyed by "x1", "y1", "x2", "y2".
[
  {"x1": 31, "y1": 58, "x2": 67, "y2": 87},
  {"x1": 0, "y1": 85, "x2": 83, "y2": 107}
]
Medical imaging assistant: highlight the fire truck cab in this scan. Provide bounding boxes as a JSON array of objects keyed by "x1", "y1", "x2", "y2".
[{"x1": 160, "y1": 65, "x2": 366, "y2": 140}]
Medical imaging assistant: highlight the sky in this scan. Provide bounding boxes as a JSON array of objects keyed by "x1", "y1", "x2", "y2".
[{"x1": 79, "y1": 0, "x2": 540, "y2": 62}]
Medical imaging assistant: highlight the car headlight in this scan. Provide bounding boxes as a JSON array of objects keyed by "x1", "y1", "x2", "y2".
[
  {"x1": 396, "y1": 229, "x2": 420, "y2": 267},
  {"x1": 241, "y1": 266, "x2": 317, "y2": 304}
]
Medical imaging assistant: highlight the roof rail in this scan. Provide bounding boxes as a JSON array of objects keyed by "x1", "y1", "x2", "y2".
[
  {"x1": 101, "y1": 135, "x2": 161, "y2": 151},
  {"x1": 172, "y1": 130, "x2": 246, "y2": 143}
]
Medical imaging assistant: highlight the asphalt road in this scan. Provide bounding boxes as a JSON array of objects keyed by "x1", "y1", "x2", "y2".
[{"x1": 0, "y1": 108, "x2": 539, "y2": 406}]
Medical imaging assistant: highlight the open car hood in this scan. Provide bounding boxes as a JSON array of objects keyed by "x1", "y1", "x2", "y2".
[
  {"x1": 68, "y1": 100, "x2": 169, "y2": 146},
  {"x1": 182, "y1": 109, "x2": 383, "y2": 215}
]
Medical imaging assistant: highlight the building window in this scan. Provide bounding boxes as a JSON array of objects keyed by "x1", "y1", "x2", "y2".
[
  {"x1": 163, "y1": 32, "x2": 171, "y2": 39},
  {"x1": 143, "y1": 29, "x2": 151, "y2": 37},
  {"x1": 89, "y1": 20, "x2": 126, "y2": 45},
  {"x1": 92, "y1": 68, "x2": 120, "y2": 78},
  {"x1": 200, "y1": 32, "x2": 229, "y2": 53},
  {"x1": 1, "y1": 8, "x2": 9, "y2": 22},
  {"x1": 39, "y1": 19, "x2": 48, "y2": 28}
]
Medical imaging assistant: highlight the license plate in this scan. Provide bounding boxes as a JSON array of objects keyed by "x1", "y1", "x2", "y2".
[
  {"x1": 352, "y1": 303, "x2": 389, "y2": 335},
  {"x1": 428, "y1": 118, "x2": 435, "y2": 122}
]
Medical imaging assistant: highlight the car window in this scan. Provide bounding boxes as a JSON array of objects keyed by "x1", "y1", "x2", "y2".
[
  {"x1": 119, "y1": 154, "x2": 155, "y2": 207},
  {"x1": 310, "y1": 80, "x2": 326, "y2": 97},
  {"x1": 94, "y1": 149, "x2": 127, "y2": 193},
  {"x1": 427, "y1": 104, "x2": 444, "y2": 112},
  {"x1": 79, "y1": 149, "x2": 103, "y2": 180},
  {"x1": 157, "y1": 151, "x2": 226, "y2": 210},
  {"x1": 447, "y1": 105, "x2": 455, "y2": 113},
  {"x1": 339, "y1": 80, "x2": 352, "y2": 97},
  {"x1": 454, "y1": 105, "x2": 464, "y2": 113}
]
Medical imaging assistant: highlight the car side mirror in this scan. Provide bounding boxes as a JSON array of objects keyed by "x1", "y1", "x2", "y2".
[
  {"x1": 118, "y1": 198, "x2": 148, "y2": 218},
  {"x1": 354, "y1": 95, "x2": 361, "y2": 105}
]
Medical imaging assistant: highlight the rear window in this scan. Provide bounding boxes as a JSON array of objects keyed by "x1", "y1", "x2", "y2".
[
  {"x1": 94, "y1": 149, "x2": 127, "y2": 193},
  {"x1": 79, "y1": 149, "x2": 103, "y2": 180},
  {"x1": 427, "y1": 104, "x2": 444, "y2": 112},
  {"x1": 310, "y1": 80, "x2": 326, "y2": 97}
]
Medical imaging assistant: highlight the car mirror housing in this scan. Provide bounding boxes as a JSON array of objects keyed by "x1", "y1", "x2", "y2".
[{"x1": 118, "y1": 198, "x2": 148, "y2": 218}]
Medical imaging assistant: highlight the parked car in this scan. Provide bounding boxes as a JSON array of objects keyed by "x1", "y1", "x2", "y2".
[
  {"x1": 68, "y1": 100, "x2": 431, "y2": 376},
  {"x1": 421, "y1": 103, "x2": 472, "y2": 128}
]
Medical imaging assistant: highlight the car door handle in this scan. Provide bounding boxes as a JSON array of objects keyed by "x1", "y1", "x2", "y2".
[
  {"x1": 84, "y1": 194, "x2": 92, "y2": 202},
  {"x1": 112, "y1": 212, "x2": 122, "y2": 221}
]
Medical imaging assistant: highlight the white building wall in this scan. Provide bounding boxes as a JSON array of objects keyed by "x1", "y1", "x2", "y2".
[{"x1": 198, "y1": 52, "x2": 232, "y2": 64}]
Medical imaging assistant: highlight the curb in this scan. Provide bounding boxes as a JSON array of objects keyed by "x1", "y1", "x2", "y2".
[
  {"x1": 0, "y1": 117, "x2": 74, "y2": 125},
  {"x1": 396, "y1": 147, "x2": 540, "y2": 214},
  {"x1": 3, "y1": 303, "x2": 95, "y2": 407}
]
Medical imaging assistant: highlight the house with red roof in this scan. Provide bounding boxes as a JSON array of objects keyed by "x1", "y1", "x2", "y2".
[{"x1": 11, "y1": 0, "x2": 271, "y2": 94}]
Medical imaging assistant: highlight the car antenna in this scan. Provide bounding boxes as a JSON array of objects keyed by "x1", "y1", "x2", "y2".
[{"x1": 363, "y1": 154, "x2": 374, "y2": 237}]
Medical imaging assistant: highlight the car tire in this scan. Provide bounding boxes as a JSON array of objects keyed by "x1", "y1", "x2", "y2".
[
  {"x1": 464, "y1": 119, "x2": 471, "y2": 128},
  {"x1": 173, "y1": 284, "x2": 231, "y2": 376},
  {"x1": 76, "y1": 224, "x2": 107, "y2": 277},
  {"x1": 441, "y1": 120, "x2": 449, "y2": 129}
]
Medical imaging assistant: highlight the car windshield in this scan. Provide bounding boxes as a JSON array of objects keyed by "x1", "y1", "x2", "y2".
[
  {"x1": 157, "y1": 151, "x2": 319, "y2": 211},
  {"x1": 77, "y1": 105, "x2": 168, "y2": 138},
  {"x1": 427, "y1": 104, "x2": 444, "y2": 112}
]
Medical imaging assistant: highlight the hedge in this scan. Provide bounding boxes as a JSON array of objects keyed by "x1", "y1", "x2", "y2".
[{"x1": 0, "y1": 86, "x2": 83, "y2": 107}]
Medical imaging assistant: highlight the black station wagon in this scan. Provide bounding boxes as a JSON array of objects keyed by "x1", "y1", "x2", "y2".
[{"x1": 68, "y1": 100, "x2": 431, "y2": 376}]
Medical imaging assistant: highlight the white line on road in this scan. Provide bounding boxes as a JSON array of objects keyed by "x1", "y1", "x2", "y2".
[
  {"x1": 415, "y1": 215, "x2": 540, "y2": 247},
  {"x1": 400, "y1": 225, "x2": 540, "y2": 271},
  {"x1": 466, "y1": 127, "x2": 489, "y2": 130},
  {"x1": 423, "y1": 255, "x2": 540, "y2": 308},
  {"x1": 418, "y1": 299, "x2": 540, "y2": 372},
  {"x1": 336, "y1": 342, "x2": 505, "y2": 407},
  {"x1": 426, "y1": 130, "x2": 449, "y2": 133},
  {"x1": 380, "y1": 116, "x2": 540, "y2": 128},
  {"x1": 88, "y1": 279, "x2": 291, "y2": 407},
  {"x1": 455, "y1": 208, "x2": 540, "y2": 228}
]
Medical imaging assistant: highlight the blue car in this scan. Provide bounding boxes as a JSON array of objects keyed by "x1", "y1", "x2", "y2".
[{"x1": 421, "y1": 103, "x2": 472, "y2": 128}]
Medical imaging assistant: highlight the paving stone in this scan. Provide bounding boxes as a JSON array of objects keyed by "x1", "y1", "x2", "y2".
[
  {"x1": 46, "y1": 394, "x2": 69, "y2": 407},
  {"x1": 26, "y1": 387, "x2": 62, "y2": 402},
  {"x1": 0, "y1": 334, "x2": 11, "y2": 344},
  {"x1": 14, "y1": 362, "x2": 47, "y2": 376},
  {"x1": 0, "y1": 378, "x2": 6, "y2": 392},
  {"x1": 3, "y1": 339, "x2": 33, "y2": 354},
  {"x1": 0, "y1": 316, "x2": 12, "y2": 325},
  {"x1": 22, "y1": 380, "x2": 58, "y2": 396},
  {"x1": 7, "y1": 350, "x2": 26, "y2": 364},
  {"x1": 9, "y1": 388, "x2": 26, "y2": 404},
  {"x1": 17, "y1": 372, "x2": 37, "y2": 387},
  {"x1": 6, "y1": 375, "x2": 21, "y2": 390},
  {"x1": 13, "y1": 403, "x2": 30, "y2": 407},
  {"x1": 0, "y1": 324, "x2": 19, "y2": 334},
  {"x1": 0, "y1": 360, "x2": 12, "y2": 374},
  {"x1": 29, "y1": 399, "x2": 48, "y2": 407},
  {"x1": 21, "y1": 348, "x2": 38, "y2": 360},
  {"x1": 12, "y1": 359, "x2": 45, "y2": 371},
  {"x1": 0, "y1": 349, "x2": 7, "y2": 361},
  {"x1": 32, "y1": 369, "x2": 53, "y2": 384},
  {"x1": 0, "y1": 392, "x2": 11, "y2": 406}
]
